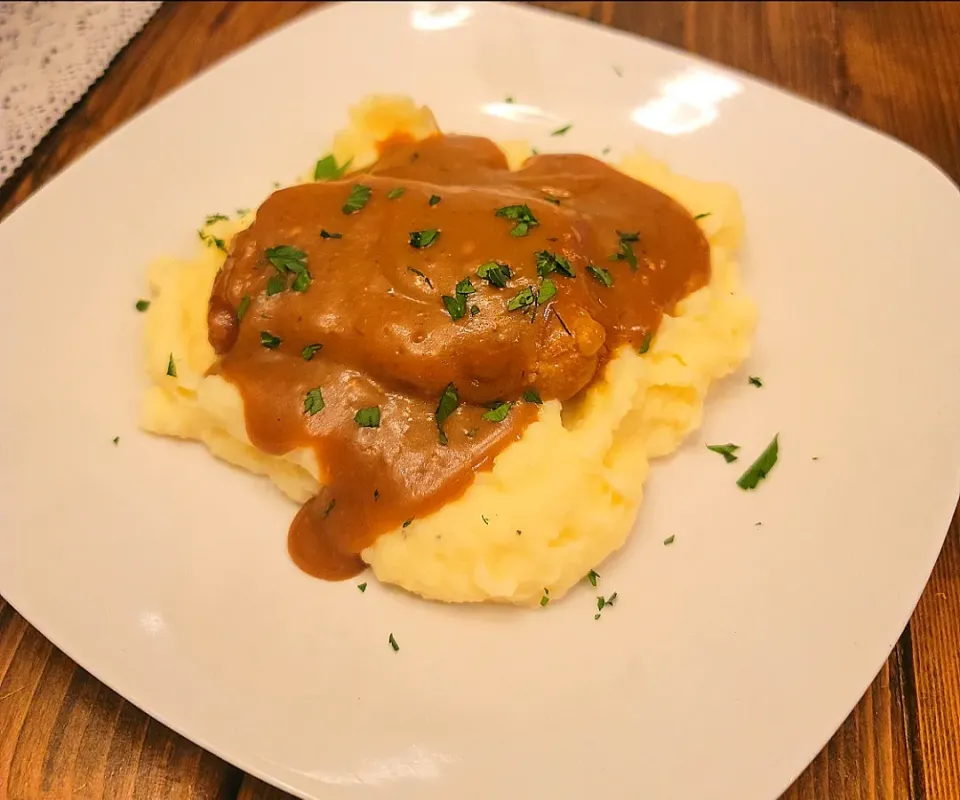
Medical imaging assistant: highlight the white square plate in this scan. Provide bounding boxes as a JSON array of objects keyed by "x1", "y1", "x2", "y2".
[{"x1": 2, "y1": 3, "x2": 959, "y2": 798}]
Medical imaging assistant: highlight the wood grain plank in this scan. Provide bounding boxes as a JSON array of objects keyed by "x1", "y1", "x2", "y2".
[{"x1": 0, "y1": 616, "x2": 240, "y2": 800}]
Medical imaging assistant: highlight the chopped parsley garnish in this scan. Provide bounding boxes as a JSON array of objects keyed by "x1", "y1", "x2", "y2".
[
  {"x1": 612, "y1": 239, "x2": 638, "y2": 270},
  {"x1": 301, "y1": 343, "x2": 323, "y2": 360},
  {"x1": 586, "y1": 569, "x2": 599, "y2": 587},
  {"x1": 482, "y1": 515, "x2": 489, "y2": 525},
  {"x1": 617, "y1": 231, "x2": 640, "y2": 243},
  {"x1": 342, "y1": 184, "x2": 372, "y2": 214},
  {"x1": 166, "y1": 353, "x2": 177, "y2": 377},
  {"x1": 707, "y1": 443, "x2": 740, "y2": 463},
  {"x1": 737, "y1": 434, "x2": 779, "y2": 490},
  {"x1": 322, "y1": 499, "x2": 336, "y2": 518},
  {"x1": 112, "y1": 436, "x2": 120, "y2": 445},
  {"x1": 407, "y1": 266, "x2": 434, "y2": 288},
  {"x1": 601, "y1": 146, "x2": 612, "y2": 155},
  {"x1": 387, "y1": 187, "x2": 406, "y2": 200},
  {"x1": 694, "y1": 212, "x2": 712, "y2": 221},
  {"x1": 538, "y1": 278, "x2": 557, "y2": 304},
  {"x1": 535, "y1": 250, "x2": 575, "y2": 278},
  {"x1": 303, "y1": 388, "x2": 325, "y2": 415},
  {"x1": 435, "y1": 382, "x2": 459, "y2": 445},
  {"x1": 442, "y1": 276, "x2": 475, "y2": 320},
  {"x1": 409, "y1": 229, "x2": 440, "y2": 248},
  {"x1": 428, "y1": 194, "x2": 441, "y2": 206},
  {"x1": 523, "y1": 389, "x2": 543, "y2": 405},
  {"x1": 540, "y1": 591, "x2": 550, "y2": 607},
  {"x1": 596, "y1": 592, "x2": 618, "y2": 611},
  {"x1": 320, "y1": 229, "x2": 343, "y2": 239},
  {"x1": 482, "y1": 402, "x2": 511, "y2": 423},
  {"x1": 587, "y1": 265, "x2": 614, "y2": 287},
  {"x1": 236, "y1": 295, "x2": 250, "y2": 321},
  {"x1": 135, "y1": 299, "x2": 150, "y2": 312},
  {"x1": 477, "y1": 261, "x2": 512, "y2": 288},
  {"x1": 314, "y1": 154, "x2": 353, "y2": 181},
  {"x1": 266, "y1": 245, "x2": 308, "y2": 274},
  {"x1": 495, "y1": 204, "x2": 539, "y2": 237},
  {"x1": 403, "y1": 519, "x2": 413, "y2": 528},
  {"x1": 355, "y1": 407, "x2": 381, "y2": 428},
  {"x1": 470, "y1": 304, "x2": 480, "y2": 316},
  {"x1": 749, "y1": 376, "x2": 763, "y2": 388},
  {"x1": 388, "y1": 633, "x2": 400, "y2": 652},
  {"x1": 291, "y1": 272, "x2": 310, "y2": 292},
  {"x1": 205, "y1": 213, "x2": 229, "y2": 225},
  {"x1": 551, "y1": 123, "x2": 572, "y2": 136},
  {"x1": 358, "y1": 583, "x2": 367, "y2": 592},
  {"x1": 198, "y1": 230, "x2": 227, "y2": 253},
  {"x1": 236, "y1": 208, "x2": 251, "y2": 216},
  {"x1": 543, "y1": 194, "x2": 561, "y2": 205},
  {"x1": 442, "y1": 293, "x2": 467, "y2": 320},
  {"x1": 638, "y1": 331, "x2": 652, "y2": 354},
  {"x1": 260, "y1": 331, "x2": 282, "y2": 349},
  {"x1": 506, "y1": 286, "x2": 536, "y2": 312},
  {"x1": 663, "y1": 535, "x2": 676, "y2": 545},
  {"x1": 266, "y1": 275, "x2": 287, "y2": 296}
]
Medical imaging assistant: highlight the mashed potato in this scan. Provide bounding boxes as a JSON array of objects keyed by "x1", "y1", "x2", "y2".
[{"x1": 140, "y1": 96, "x2": 756, "y2": 606}]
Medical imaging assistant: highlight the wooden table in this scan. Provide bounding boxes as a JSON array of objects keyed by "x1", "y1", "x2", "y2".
[{"x1": 1, "y1": 2, "x2": 958, "y2": 798}]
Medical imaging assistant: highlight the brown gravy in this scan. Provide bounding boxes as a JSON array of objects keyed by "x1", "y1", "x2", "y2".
[{"x1": 207, "y1": 135, "x2": 709, "y2": 579}]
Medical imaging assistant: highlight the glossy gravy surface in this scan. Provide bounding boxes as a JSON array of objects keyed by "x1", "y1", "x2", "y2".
[{"x1": 207, "y1": 135, "x2": 709, "y2": 579}]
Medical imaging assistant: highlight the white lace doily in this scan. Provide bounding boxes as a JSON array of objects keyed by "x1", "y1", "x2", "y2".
[{"x1": 0, "y1": 1, "x2": 162, "y2": 186}]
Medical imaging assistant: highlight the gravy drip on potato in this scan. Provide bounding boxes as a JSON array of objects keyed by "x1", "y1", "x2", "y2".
[{"x1": 207, "y1": 135, "x2": 710, "y2": 579}]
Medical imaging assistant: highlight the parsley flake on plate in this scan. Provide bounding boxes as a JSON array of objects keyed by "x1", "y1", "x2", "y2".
[
  {"x1": 428, "y1": 194, "x2": 442, "y2": 206},
  {"x1": 638, "y1": 331, "x2": 652, "y2": 355},
  {"x1": 551, "y1": 123, "x2": 572, "y2": 136},
  {"x1": 358, "y1": 583, "x2": 367, "y2": 592},
  {"x1": 387, "y1": 187, "x2": 406, "y2": 200},
  {"x1": 663, "y1": 535, "x2": 676, "y2": 545},
  {"x1": 737, "y1": 435, "x2": 780, "y2": 490},
  {"x1": 586, "y1": 569, "x2": 599, "y2": 587},
  {"x1": 320, "y1": 229, "x2": 343, "y2": 239},
  {"x1": 749, "y1": 376, "x2": 763, "y2": 388},
  {"x1": 135, "y1": 299, "x2": 150, "y2": 312},
  {"x1": 388, "y1": 632, "x2": 400, "y2": 651},
  {"x1": 707, "y1": 443, "x2": 740, "y2": 463},
  {"x1": 236, "y1": 295, "x2": 250, "y2": 321},
  {"x1": 523, "y1": 389, "x2": 542, "y2": 405},
  {"x1": 166, "y1": 354, "x2": 177, "y2": 377}
]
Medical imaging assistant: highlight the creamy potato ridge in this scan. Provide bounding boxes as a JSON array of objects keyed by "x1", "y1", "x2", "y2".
[{"x1": 140, "y1": 96, "x2": 756, "y2": 606}]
